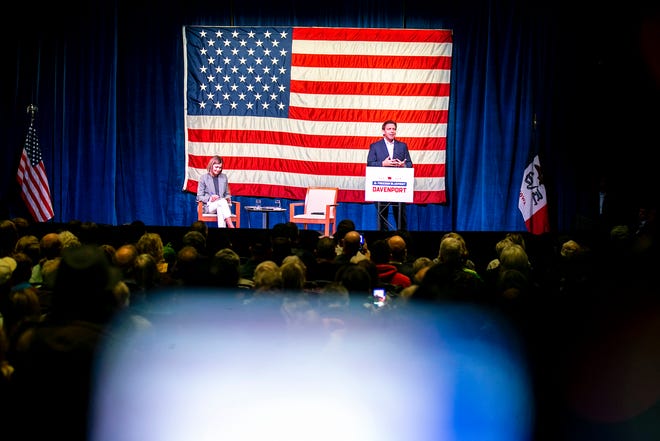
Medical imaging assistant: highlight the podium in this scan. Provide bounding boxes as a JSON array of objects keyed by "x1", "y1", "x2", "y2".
[{"x1": 365, "y1": 167, "x2": 414, "y2": 230}]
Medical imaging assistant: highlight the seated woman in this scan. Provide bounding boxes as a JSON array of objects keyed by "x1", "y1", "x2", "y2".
[{"x1": 196, "y1": 155, "x2": 235, "y2": 228}]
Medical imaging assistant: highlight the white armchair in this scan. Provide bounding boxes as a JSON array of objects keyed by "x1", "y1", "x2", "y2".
[{"x1": 289, "y1": 187, "x2": 339, "y2": 236}]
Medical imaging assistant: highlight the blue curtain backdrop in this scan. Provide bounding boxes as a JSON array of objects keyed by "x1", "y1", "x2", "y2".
[{"x1": 2, "y1": 0, "x2": 658, "y2": 232}]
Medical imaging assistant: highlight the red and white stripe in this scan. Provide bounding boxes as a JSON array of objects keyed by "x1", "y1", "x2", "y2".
[
  {"x1": 17, "y1": 149, "x2": 54, "y2": 222},
  {"x1": 184, "y1": 27, "x2": 452, "y2": 203}
]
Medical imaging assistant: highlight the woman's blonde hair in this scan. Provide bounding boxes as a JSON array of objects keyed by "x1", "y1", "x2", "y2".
[{"x1": 206, "y1": 155, "x2": 224, "y2": 172}]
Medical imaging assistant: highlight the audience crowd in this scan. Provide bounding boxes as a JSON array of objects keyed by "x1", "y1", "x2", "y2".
[{"x1": 0, "y1": 209, "x2": 657, "y2": 440}]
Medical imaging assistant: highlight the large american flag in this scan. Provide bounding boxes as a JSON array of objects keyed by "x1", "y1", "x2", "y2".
[
  {"x1": 182, "y1": 26, "x2": 452, "y2": 203},
  {"x1": 16, "y1": 112, "x2": 54, "y2": 222}
]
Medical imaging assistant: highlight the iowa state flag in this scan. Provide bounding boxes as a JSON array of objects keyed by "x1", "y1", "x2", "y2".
[
  {"x1": 518, "y1": 153, "x2": 550, "y2": 234},
  {"x1": 182, "y1": 26, "x2": 453, "y2": 203}
]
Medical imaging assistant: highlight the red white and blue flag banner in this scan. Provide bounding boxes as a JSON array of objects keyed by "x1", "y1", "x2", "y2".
[
  {"x1": 518, "y1": 154, "x2": 550, "y2": 234},
  {"x1": 16, "y1": 111, "x2": 54, "y2": 223},
  {"x1": 183, "y1": 26, "x2": 452, "y2": 203}
]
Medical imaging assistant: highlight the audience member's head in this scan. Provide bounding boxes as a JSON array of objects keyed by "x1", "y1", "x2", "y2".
[
  {"x1": 436, "y1": 232, "x2": 473, "y2": 269},
  {"x1": 14, "y1": 235, "x2": 40, "y2": 265},
  {"x1": 436, "y1": 236, "x2": 466, "y2": 267},
  {"x1": 486, "y1": 237, "x2": 516, "y2": 272},
  {"x1": 209, "y1": 248, "x2": 241, "y2": 287},
  {"x1": 387, "y1": 235, "x2": 407, "y2": 263},
  {"x1": 247, "y1": 236, "x2": 272, "y2": 262},
  {"x1": 133, "y1": 253, "x2": 160, "y2": 291},
  {"x1": 411, "y1": 257, "x2": 434, "y2": 284},
  {"x1": 41, "y1": 258, "x2": 61, "y2": 290},
  {"x1": 112, "y1": 280, "x2": 131, "y2": 310},
  {"x1": 10, "y1": 252, "x2": 34, "y2": 285},
  {"x1": 182, "y1": 231, "x2": 207, "y2": 255},
  {"x1": 0, "y1": 256, "x2": 17, "y2": 287},
  {"x1": 610, "y1": 224, "x2": 631, "y2": 243},
  {"x1": 369, "y1": 239, "x2": 392, "y2": 264},
  {"x1": 51, "y1": 245, "x2": 121, "y2": 323},
  {"x1": 496, "y1": 268, "x2": 531, "y2": 300},
  {"x1": 334, "y1": 219, "x2": 356, "y2": 240},
  {"x1": 99, "y1": 244, "x2": 117, "y2": 264},
  {"x1": 271, "y1": 235, "x2": 293, "y2": 265},
  {"x1": 412, "y1": 262, "x2": 462, "y2": 302},
  {"x1": 335, "y1": 263, "x2": 372, "y2": 296},
  {"x1": 315, "y1": 236, "x2": 336, "y2": 261},
  {"x1": 333, "y1": 219, "x2": 356, "y2": 254},
  {"x1": 499, "y1": 243, "x2": 530, "y2": 273},
  {"x1": 504, "y1": 232, "x2": 526, "y2": 251},
  {"x1": 10, "y1": 217, "x2": 30, "y2": 236},
  {"x1": 113, "y1": 244, "x2": 139, "y2": 277},
  {"x1": 189, "y1": 220, "x2": 209, "y2": 239},
  {"x1": 560, "y1": 239, "x2": 581, "y2": 259},
  {"x1": 495, "y1": 237, "x2": 515, "y2": 258},
  {"x1": 280, "y1": 258, "x2": 307, "y2": 291},
  {"x1": 3, "y1": 284, "x2": 41, "y2": 337},
  {"x1": 341, "y1": 231, "x2": 362, "y2": 258},
  {"x1": 271, "y1": 223, "x2": 290, "y2": 240},
  {"x1": 356, "y1": 259, "x2": 378, "y2": 288},
  {"x1": 272, "y1": 222, "x2": 300, "y2": 248},
  {"x1": 412, "y1": 256, "x2": 433, "y2": 275},
  {"x1": 0, "y1": 220, "x2": 19, "y2": 256},
  {"x1": 172, "y1": 245, "x2": 205, "y2": 286},
  {"x1": 40, "y1": 233, "x2": 63, "y2": 260},
  {"x1": 58, "y1": 230, "x2": 82, "y2": 250},
  {"x1": 136, "y1": 232, "x2": 165, "y2": 264},
  {"x1": 253, "y1": 260, "x2": 282, "y2": 292}
]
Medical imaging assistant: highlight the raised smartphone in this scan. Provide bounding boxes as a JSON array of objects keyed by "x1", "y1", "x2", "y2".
[{"x1": 372, "y1": 287, "x2": 386, "y2": 307}]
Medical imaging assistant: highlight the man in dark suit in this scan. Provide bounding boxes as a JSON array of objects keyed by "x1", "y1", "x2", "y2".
[{"x1": 366, "y1": 120, "x2": 413, "y2": 231}]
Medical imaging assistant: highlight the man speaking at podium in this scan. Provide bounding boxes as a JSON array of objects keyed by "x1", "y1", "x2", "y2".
[{"x1": 367, "y1": 120, "x2": 413, "y2": 231}]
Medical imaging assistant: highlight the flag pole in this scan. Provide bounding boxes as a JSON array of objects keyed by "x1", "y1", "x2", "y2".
[
  {"x1": 517, "y1": 112, "x2": 550, "y2": 235},
  {"x1": 18, "y1": 102, "x2": 54, "y2": 222},
  {"x1": 27, "y1": 104, "x2": 38, "y2": 123}
]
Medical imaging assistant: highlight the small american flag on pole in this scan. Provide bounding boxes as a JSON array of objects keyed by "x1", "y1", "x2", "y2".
[
  {"x1": 17, "y1": 105, "x2": 54, "y2": 223},
  {"x1": 182, "y1": 26, "x2": 452, "y2": 203}
]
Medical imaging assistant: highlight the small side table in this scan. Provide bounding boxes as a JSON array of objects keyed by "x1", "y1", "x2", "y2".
[{"x1": 244, "y1": 206, "x2": 287, "y2": 228}]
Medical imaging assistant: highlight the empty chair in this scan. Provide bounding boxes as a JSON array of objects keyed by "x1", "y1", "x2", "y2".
[{"x1": 289, "y1": 187, "x2": 338, "y2": 236}]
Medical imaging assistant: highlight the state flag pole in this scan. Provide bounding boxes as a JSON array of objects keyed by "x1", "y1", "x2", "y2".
[{"x1": 518, "y1": 114, "x2": 550, "y2": 235}]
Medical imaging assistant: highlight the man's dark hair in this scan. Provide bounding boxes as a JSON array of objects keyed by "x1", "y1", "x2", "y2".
[
  {"x1": 382, "y1": 120, "x2": 397, "y2": 130},
  {"x1": 315, "y1": 236, "x2": 336, "y2": 260},
  {"x1": 182, "y1": 231, "x2": 207, "y2": 254},
  {"x1": 369, "y1": 239, "x2": 392, "y2": 264},
  {"x1": 190, "y1": 221, "x2": 208, "y2": 238},
  {"x1": 334, "y1": 219, "x2": 356, "y2": 241}
]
